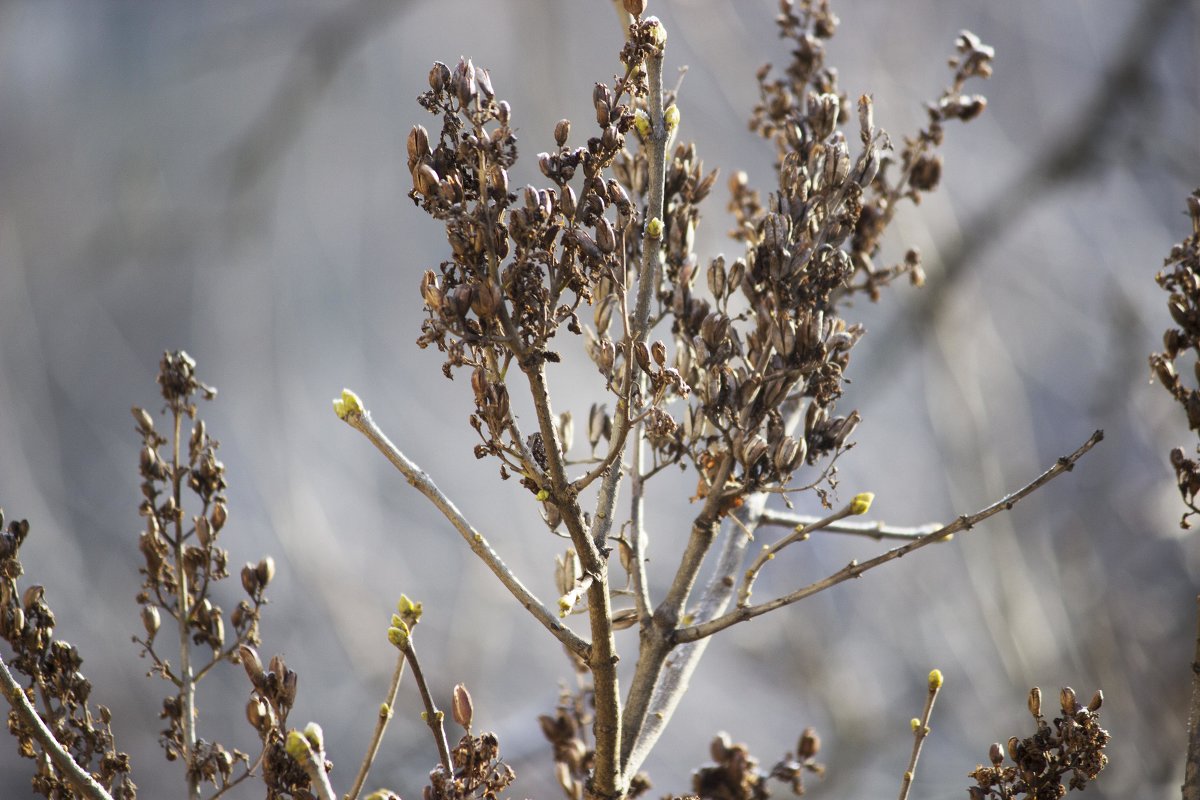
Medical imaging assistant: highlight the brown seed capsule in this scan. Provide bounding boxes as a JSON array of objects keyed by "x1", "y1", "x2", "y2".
[
  {"x1": 428, "y1": 61, "x2": 450, "y2": 93},
  {"x1": 1006, "y1": 736, "x2": 1020, "y2": 761},
  {"x1": 1088, "y1": 689, "x2": 1103, "y2": 712},
  {"x1": 142, "y1": 605, "x2": 161, "y2": 638},
  {"x1": 246, "y1": 696, "x2": 271, "y2": 733},
  {"x1": 988, "y1": 742, "x2": 1004, "y2": 766},
  {"x1": 407, "y1": 125, "x2": 430, "y2": 166},
  {"x1": 797, "y1": 727, "x2": 820, "y2": 759},
  {"x1": 211, "y1": 502, "x2": 227, "y2": 532},
  {"x1": 195, "y1": 514, "x2": 211, "y2": 548},
  {"x1": 452, "y1": 683, "x2": 474, "y2": 730},
  {"x1": 256, "y1": 556, "x2": 275, "y2": 588},
  {"x1": 414, "y1": 163, "x2": 440, "y2": 197},
  {"x1": 1059, "y1": 686, "x2": 1077, "y2": 715},
  {"x1": 651, "y1": 340, "x2": 667, "y2": 367},
  {"x1": 1028, "y1": 686, "x2": 1042, "y2": 718},
  {"x1": 132, "y1": 406, "x2": 155, "y2": 435},
  {"x1": 623, "y1": 0, "x2": 646, "y2": 15},
  {"x1": 241, "y1": 563, "x2": 260, "y2": 597},
  {"x1": 239, "y1": 645, "x2": 265, "y2": 688},
  {"x1": 634, "y1": 341, "x2": 652, "y2": 374},
  {"x1": 555, "y1": 119, "x2": 571, "y2": 148}
]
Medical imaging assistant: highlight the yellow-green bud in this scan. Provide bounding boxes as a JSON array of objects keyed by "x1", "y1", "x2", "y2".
[
  {"x1": 849, "y1": 492, "x2": 874, "y2": 515},
  {"x1": 634, "y1": 109, "x2": 651, "y2": 137},
  {"x1": 380, "y1": 703, "x2": 393, "y2": 719},
  {"x1": 333, "y1": 388, "x2": 364, "y2": 420},
  {"x1": 303, "y1": 722, "x2": 324, "y2": 752},
  {"x1": 910, "y1": 718, "x2": 920, "y2": 731},
  {"x1": 397, "y1": 593, "x2": 423, "y2": 624},
  {"x1": 646, "y1": 217, "x2": 664, "y2": 239},
  {"x1": 285, "y1": 729, "x2": 312, "y2": 761},
  {"x1": 387, "y1": 623, "x2": 410, "y2": 650},
  {"x1": 558, "y1": 595, "x2": 573, "y2": 617},
  {"x1": 664, "y1": 104, "x2": 680, "y2": 132},
  {"x1": 646, "y1": 16, "x2": 667, "y2": 46},
  {"x1": 928, "y1": 668, "x2": 943, "y2": 691},
  {"x1": 536, "y1": 488, "x2": 550, "y2": 501}
]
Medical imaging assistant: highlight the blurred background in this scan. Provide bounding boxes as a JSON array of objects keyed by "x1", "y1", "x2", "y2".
[{"x1": 0, "y1": 0, "x2": 1196, "y2": 797}]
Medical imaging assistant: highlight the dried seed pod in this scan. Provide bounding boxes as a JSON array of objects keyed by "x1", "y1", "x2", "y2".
[
  {"x1": 142, "y1": 605, "x2": 161, "y2": 638},
  {"x1": 557, "y1": 411, "x2": 574, "y2": 455},
  {"x1": 811, "y1": 92, "x2": 841, "y2": 139},
  {"x1": 555, "y1": 549, "x2": 581, "y2": 596},
  {"x1": 707, "y1": 256, "x2": 727, "y2": 300},
  {"x1": 211, "y1": 501, "x2": 227, "y2": 532},
  {"x1": 241, "y1": 563, "x2": 260, "y2": 597},
  {"x1": 240, "y1": 645, "x2": 265, "y2": 689},
  {"x1": 1088, "y1": 689, "x2": 1103, "y2": 712},
  {"x1": 407, "y1": 125, "x2": 430, "y2": 167},
  {"x1": 414, "y1": 163, "x2": 439, "y2": 197},
  {"x1": 1028, "y1": 686, "x2": 1042, "y2": 718},
  {"x1": 256, "y1": 556, "x2": 275, "y2": 588},
  {"x1": 475, "y1": 66, "x2": 494, "y2": 99},
  {"x1": 428, "y1": 61, "x2": 450, "y2": 93},
  {"x1": 420, "y1": 270, "x2": 444, "y2": 312},
  {"x1": 623, "y1": 0, "x2": 646, "y2": 15},
  {"x1": 773, "y1": 436, "x2": 805, "y2": 474},
  {"x1": 595, "y1": 216, "x2": 617, "y2": 254},
  {"x1": 742, "y1": 434, "x2": 768, "y2": 468},
  {"x1": 588, "y1": 404, "x2": 608, "y2": 451},
  {"x1": 1060, "y1": 686, "x2": 1077, "y2": 715},
  {"x1": 452, "y1": 683, "x2": 474, "y2": 730},
  {"x1": 857, "y1": 94, "x2": 874, "y2": 142},
  {"x1": 797, "y1": 727, "x2": 820, "y2": 759},
  {"x1": 554, "y1": 119, "x2": 571, "y2": 147},
  {"x1": 988, "y1": 742, "x2": 1004, "y2": 767},
  {"x1": 651, "y1": 340, "x2": 667, "y2": 367},
  {"x1": 634, "y1": 341, "x2": 652, "y2": 374},
  {"x1": 1006, "y1": 736, "x2": 1019, "y2": 761}
]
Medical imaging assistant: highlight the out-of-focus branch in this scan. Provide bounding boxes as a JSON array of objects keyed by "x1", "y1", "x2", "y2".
[
  {"x1": 870, "y1": 0, "x2": 1187, "y2": 372},
  {"x1": 221, "y1": 0, "x2": 408, "y2": 196},
  {"x1": 674, "y1": 430, "x2": 1104, "y2": 643},
  {"x1": 758, "y1": 509, "x2": 946, "y2": 541}
]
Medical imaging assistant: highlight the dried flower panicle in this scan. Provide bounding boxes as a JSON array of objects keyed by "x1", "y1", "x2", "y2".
[
  {"x1": 1151, "y1": 189, "x2": 1200, "y2": 526},
  {"x1": 133, "y1": 351, "x2": 266, "y2": 791},
  {"x1": 0, "y1": 509, "x2": 138, "y2": 799},
  {"x1": 424, "y1": 730, "x2": 516, "y2": 800},
  {"x1": 967, "y1": 686, "x2": 1109, "y2": 799}
]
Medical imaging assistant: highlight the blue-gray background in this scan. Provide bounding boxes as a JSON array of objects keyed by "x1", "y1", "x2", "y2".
[{"x1": 0, "y1": 1, "x2": 1196, "y2": 798}]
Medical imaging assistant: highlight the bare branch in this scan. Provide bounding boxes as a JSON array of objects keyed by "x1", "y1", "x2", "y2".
[
  {"x1": 674, "y1": 430, "x2": 1104, "y2": 644},
  {"x1": 337, "y1": 401, "x2": 590, "y2": 660},
  {"x1": 400, "y1": 636, "x2": 452, "y2": 771}
]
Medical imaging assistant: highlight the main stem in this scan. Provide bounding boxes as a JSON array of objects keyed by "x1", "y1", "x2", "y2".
[
  {"x1": 172, "y1": 409, "x2": 200, "y2": 800},
  {"x1": 523, "y1": 361, "x2": 622, "y2": 799},
  {"x1": 1184, "y1": 595, "x2": 1200, "y2": 800}
]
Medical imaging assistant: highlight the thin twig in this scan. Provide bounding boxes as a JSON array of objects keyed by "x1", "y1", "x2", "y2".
[
  {"x1": 338, "y1": 403, "x2": 591, "y2": 660},
  {"x1": 346, "y1": 654, "x2": 408, "y2": 800},
  {"x1": 401, "y1": 637, "x2": 452, "y2": 771},
  {"x1": 674, "y1": 430, "x2": 1103, "y2": 643},
  {"x1": 0, "y1": 653, "x2": 114, "y2": 800},
  {"x1": 758, "y1": 509, "x2": 946, "y2": 541},
  {"x1": 739, "y1": 500, "x2": 859, "y2": 606},
  {"x1": 898, "y1": 670, "x2": 943, "y2": 800}
]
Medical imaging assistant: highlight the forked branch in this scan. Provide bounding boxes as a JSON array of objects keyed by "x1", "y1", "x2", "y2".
[{"x1": 674, "y1": 430, "x2": 1103, "y2": 644}]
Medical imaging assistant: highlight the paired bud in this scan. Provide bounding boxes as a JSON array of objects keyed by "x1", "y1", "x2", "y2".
[{"x1": 332, "y1": 388, "x2": 364, "y2": 420}]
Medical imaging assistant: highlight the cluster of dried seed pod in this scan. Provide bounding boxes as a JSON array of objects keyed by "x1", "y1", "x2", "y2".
[
  {"x1": 1152, "y1": 190, "x2": 1200, "y2": 526},
  {"x1": 0, "y1": 508, "x2": 138, "y2": 799},
  {"x1": 967, "y1": 686, "x2": 1108, "y2": 799}
]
